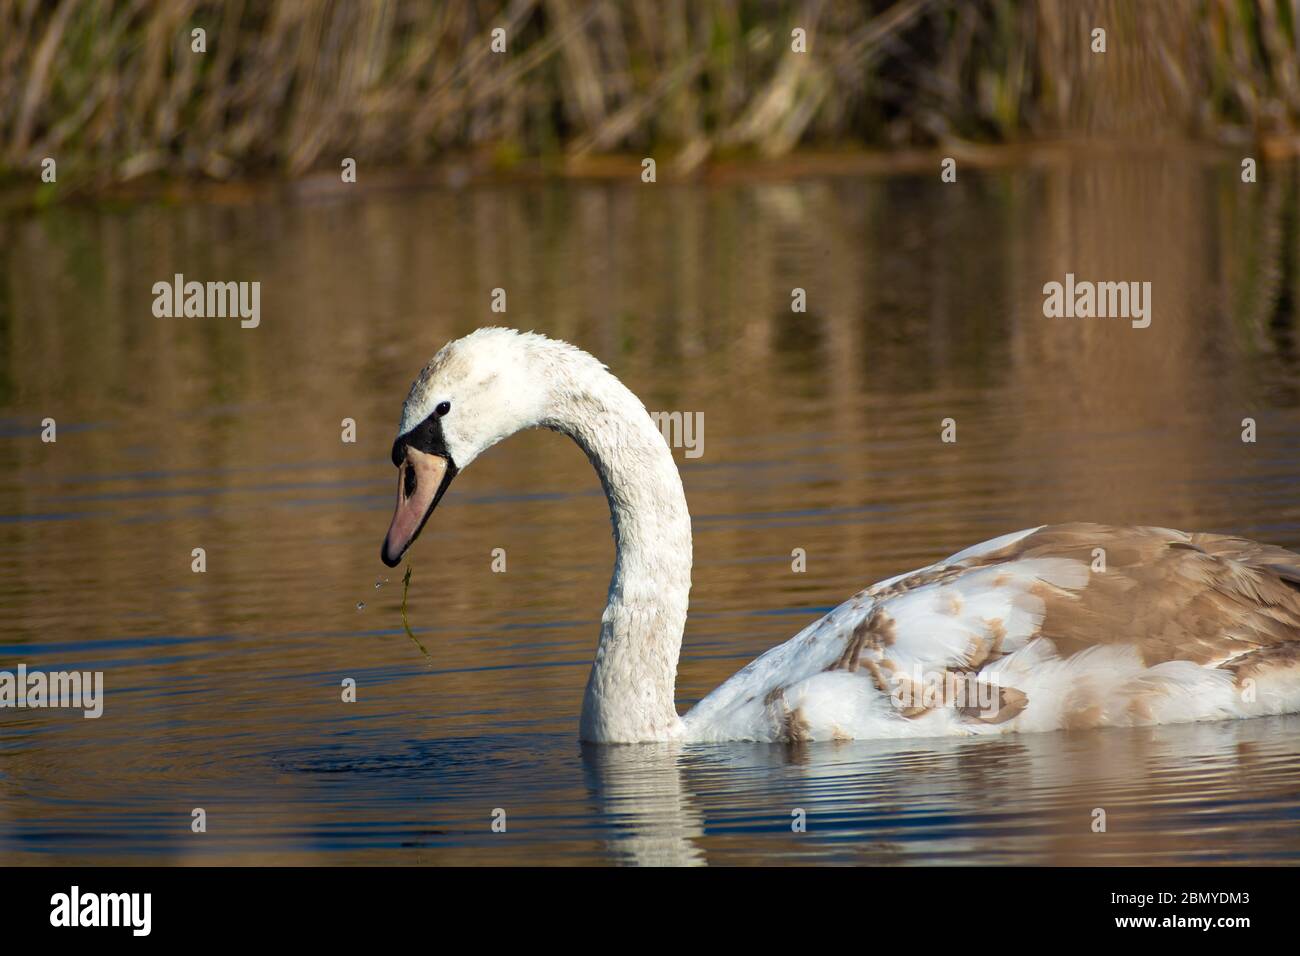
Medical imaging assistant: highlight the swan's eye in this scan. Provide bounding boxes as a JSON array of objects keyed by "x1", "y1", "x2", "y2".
[{"x1": 435, "y1": 401, "x2": 451, "y2": 417}]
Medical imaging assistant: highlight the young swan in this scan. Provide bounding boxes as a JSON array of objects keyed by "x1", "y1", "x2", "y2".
[{"x1": 383, "y1": 328, "x2": 1300, "y2": 744}]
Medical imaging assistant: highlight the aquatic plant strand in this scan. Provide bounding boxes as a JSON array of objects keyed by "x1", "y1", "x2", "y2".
[{"x1": 400, "y1": 564, "x2": 434, "y2": 668}]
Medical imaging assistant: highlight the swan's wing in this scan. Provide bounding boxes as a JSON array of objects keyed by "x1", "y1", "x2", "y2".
[{"x1": 682, "y1": 523, "x2": 1300, "y2": 742}]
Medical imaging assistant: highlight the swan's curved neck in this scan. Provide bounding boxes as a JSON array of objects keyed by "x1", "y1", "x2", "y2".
[{"x1": 544, "y1": 352, "x2": 692, "y2": 742}]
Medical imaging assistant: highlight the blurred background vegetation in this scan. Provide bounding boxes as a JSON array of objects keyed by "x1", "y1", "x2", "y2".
[{"x1": 3, "y1": 0, "x2": 1300, "y2": 197}]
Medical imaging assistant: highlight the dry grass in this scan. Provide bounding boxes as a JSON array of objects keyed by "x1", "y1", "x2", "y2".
[{"x1": 2, "y1": 0, "x2": 1299, "y2": 195}]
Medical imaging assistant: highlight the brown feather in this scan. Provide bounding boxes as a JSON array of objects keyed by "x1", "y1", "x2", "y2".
[
  {"x1": 957, "y1": 523, "x2": 1300, "y2": 672},
  {"x1": 765, "y1": 524, "x2": 1300, "y2": 735}
]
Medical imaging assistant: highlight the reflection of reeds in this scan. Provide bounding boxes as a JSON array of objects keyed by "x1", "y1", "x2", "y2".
[
  {"x1": 5, "y1": 145, "x2": 1299, "y2": 693},
  {"x1": 4, "y1": 0, "x2": 1300, "y2": 194}
]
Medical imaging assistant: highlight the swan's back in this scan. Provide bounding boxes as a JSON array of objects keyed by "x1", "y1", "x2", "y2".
[{"x1": 683, "y1": 523, "x2": 1300, "y2": 742}]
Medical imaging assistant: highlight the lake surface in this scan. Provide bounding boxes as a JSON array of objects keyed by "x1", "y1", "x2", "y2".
[{"x1": 3, "y1": 151, "x2": 1300, "y2": 865}]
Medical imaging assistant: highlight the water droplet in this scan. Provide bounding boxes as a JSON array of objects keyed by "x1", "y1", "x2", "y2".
[
  {"x1": 374, "y1": 578, "x2": 388, "y2": 590},
  {"x1": 356, "y1": 601, "x2": 366, "y2": 611}
]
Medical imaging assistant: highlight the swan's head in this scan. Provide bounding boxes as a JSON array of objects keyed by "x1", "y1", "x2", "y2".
[{"x1": 381, "y1": 328, "x2": 554, "y2": 566}]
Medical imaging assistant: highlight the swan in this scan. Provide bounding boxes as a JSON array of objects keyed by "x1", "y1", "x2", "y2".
[{"x1": 380, "y1": 328, "x2": 1300, "y2": 743}]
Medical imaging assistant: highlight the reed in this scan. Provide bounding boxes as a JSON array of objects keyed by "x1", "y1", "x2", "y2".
[{"x1": 2, "y1": 0, "x2": 1299, "y2": 196}]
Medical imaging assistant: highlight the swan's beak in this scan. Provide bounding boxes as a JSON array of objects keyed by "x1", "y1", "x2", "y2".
[{"x1": 381, "y1": 446, "x2": 455, "y2": 567}]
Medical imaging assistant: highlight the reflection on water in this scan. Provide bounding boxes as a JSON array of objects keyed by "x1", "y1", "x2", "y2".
[{"x1": 3, "y1": 151, "x2": 1300, "y2": 864}]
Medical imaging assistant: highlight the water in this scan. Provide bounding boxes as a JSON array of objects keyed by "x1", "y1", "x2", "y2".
[{"x1": 3, "y1": 151, "x2": 1300, "y2": 864}]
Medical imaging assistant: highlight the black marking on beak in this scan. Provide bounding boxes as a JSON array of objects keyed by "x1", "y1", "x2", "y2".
[
  {"x1": 392, "y1": 409, "x2": 453, "y2": 466},
  {"x1": 382, "y1": 410, "x2": 459, "y2": 567}
]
